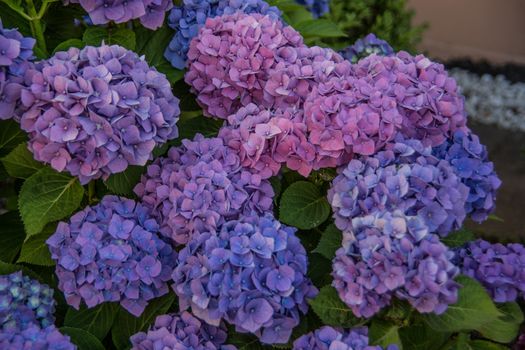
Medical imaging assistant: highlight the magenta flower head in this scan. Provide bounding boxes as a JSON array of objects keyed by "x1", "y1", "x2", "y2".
[
  {"x1": 130, "y1": 311, "x2": 237, "y2": 350},
  {"x1": 172, "y1": 212, "x2": 318, "y2": 345},
  {"x1": 328, "y1": 137, "x2": 469, "y2": 237},
  {"x1": 0, "y1": 323, "x2": 75, "y2": 350},
  {"x1": 0, "y1": 20, "x2": 35, "y2": 121},
  {"x1": 65, "y1": 0, "x2": 173, "y2": 29},
  {"x1": 332, "y1": 211, "x2": 459, "y2": 318},
  {"x1": 134, "y1": 134, "x2": 274, "y2": 245},
  {"x1": 19, "y1": 44, "x2": 180, "y2": 184},
  {"x1": 46, "y1": 195, "x2": 177, "y2": 317},
  {"x1": 293, "y1": 326, "x2": 398, "y2": 350},
  {"x1": 185, "y1": 12, "x2": 304, "y2": 119}
]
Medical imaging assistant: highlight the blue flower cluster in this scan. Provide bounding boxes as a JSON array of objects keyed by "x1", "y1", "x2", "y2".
[
  {"x1": 332, "y1": 211, "x2": 459, "y2": 318},
  {"x1": 46, "y1": 195, "x2": 177, "y2": 317},
  {"x1": 432, "y1": 131, "x2": 501, "y2": 223},
  {"x1": 165, "y1": 0, "x2": 282, "y2": 69},
  {"x1": 293, "y1": 326, "x2": 398, "y2": 350},
  {"x1": 294, "y1": 0, "x2": 330, "y2": 18},
  {"x1": 0, "y1": 323, "x2": 75, "y2": 350},
  {"x1": 172, "y1": 212, "x2": 317, "y2": 345},
  {"x1": 340, "y1": 33, "x2": 394, "y2": 64}
]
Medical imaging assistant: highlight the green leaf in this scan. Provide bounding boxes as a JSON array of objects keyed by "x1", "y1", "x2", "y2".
[
  {"x1": 447, "y1": 333, "x2": 471, "y2": 350},
  {"x1": 369, "y1": 320, "x2": 402, "y2": 349},
  {"x1": 269, "y1": 176, "x2": 282, "y2": 203},
  {"x1": 176, "y1": 115, "x2": 224, "y2": 144},
  {"x1": 309, "y1": 285, "x2": 361, "y2": 328},
  {"x1": 423, "y1": 275, "x2": 501, "y2": 333},
  {"x1": 112, "y1": 294, "x2": 175, "y2": 350},
  {"x1": 83, "y1": 27, "x2": 136, "y2": 50},
  {"x1": 17, "y1": 230, "x2": 54, "y2": 266},
  {"x1": 279, "y1": 181, "x2": 330, "y2": 230},
  {"x1": 294, "y1": 19, "x2": 347, "y2": 38},
  {"x1": 1, "y1": 143, "x2": 43, "y2": 179},
  {"x1": 469, "y1": 340, "x2": 508, "y2": 350},
  {"x1": 441, "y1": 229, "x2": 475, "y2": 248},
  {"x1": 64, "y1": 303, "x2": 118, "y2": 340},
  {"x1": 312, "y1": 224, "x2": 342, "y2": 260},
  {"x1": 0, "y1": 211, "x2": 25, "y2": 263},
  {"x1": 478, "y1": 302, "x2": 523, "y2": 343},
  {"x1": 104, "y1": 165, "x2": 145, "y2": 197},
  {"x1": 0, "y1": 120, "x2": 27, "y2": 157},
  {"x1": 60, "y1": 327, "x2": 105, "y2": 350},
  {"x1": 227, "y1": 329, "x2": 267, "y2": 350},
  {"x1": 307, "y1": 253, "x2": 332, "y2": 288},
  {"x1": 399, "y1": 323, "x2": 450, "y2": 350},
  {"x1": 19, "y1": 168, "x2": 84, "y2": 236},
  {"x1": 53, "y1": 39, "x2": 86, "y2": 54}
]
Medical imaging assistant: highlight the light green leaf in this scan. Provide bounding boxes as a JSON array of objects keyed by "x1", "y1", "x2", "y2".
[
  {"x1": 294, "y1": 19, "x2": 347, "y2": 38},
  {"x1": 19, "y1": 168, "x2": 84, "y2": 236},
  {"x1": 312, "y1": 224, "x2": 342, "y2": 260},
  {"x1": 65, "y1": 303, "x2": 118, "y2": 340},
  {"x1": 478, "y1": 302, "x2": 523, "y2": 343},
  {"x1": 60, "y1": 327, "x2": 105, "y2": 350},
  {"x1": 0, "y1": 211, "x2": 25, "y2": 263},
  {"x1": 369, "y1": 320, "x2": 402, "y2": 349},
  {"x1": 309, "y1": 285, "x2": 361, "y2": 328},
  {"x1": 279, "y1": 181, "x2": 330, "y2": 230},
  {"x1": 441, "y1": 229, "x2": 475, "y2": 248},
  {"x1": 104, "y1": 165, "x2": 145, "y2": 197},
  {"x1": 1, "y1": 143, "x2": 43, "y2": 179},
  {"x1": 399, "y1": 323, "x2": 450, "y2": 350},
  {"x1": 53, "y1": 39, "x2": 86, "y2": 54},
  {"x1": 17, "y1": 230, "x2": 54, "y2": 266},
  {"x1": 0, "y1": 120, "x2": 27, "y2": 157}
]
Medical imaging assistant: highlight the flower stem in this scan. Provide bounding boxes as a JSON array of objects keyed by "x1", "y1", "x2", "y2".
[
  {"x1": 25, "y1": 0, "x2": 48, "y2": 56},
  {"x1": 88, "y1": 181, "x2": 96, "y2": 204}
]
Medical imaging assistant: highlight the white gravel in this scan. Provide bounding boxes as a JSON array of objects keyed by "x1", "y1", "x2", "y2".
[{"x1": 450, "y1": 68, "x2": 525, "y2": 131}]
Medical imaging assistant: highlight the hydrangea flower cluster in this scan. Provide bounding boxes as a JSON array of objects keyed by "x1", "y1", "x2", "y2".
[
  {"x1": 340, "y1": 33, "x2": 395, "y2": 64},
  {"x1": 332, "y1": 211, "x2": 459, "y2": 318},
  {"x1": 165, "y1": 0, "x2": 282, "y2": 69},
  {"x1": 293, "y1": 326, "x2": 398, "y2": 350},
  {"x1": 172, "y1": 212, "x2": 318, "y2": 344},
  {"x1": 65, "y1": 0, "x2": 173, "y2": 29},
  {"x1": 130, "y1": 311, "x2": 237, "y2": 350},
  {"x1": 432, "y1": 130, "x2": 501, "y2": 222},
  {"x1": 185, "y1": 12, "x2": 304, "y2": 119},
  {"x1": 294, "y1": 0, "x2": 330, "y2": 18},
  {"x1": 46, "y1": 195, "x2": 177, "y2": 317},
  {"x1": 454, "y1": 239, "x2": 525, "y2": 303},
  {"x1": 134, "y1": 134, "x2": 274, "y2": 245},
  {"x1": 0, "y1": 323, "x2": 75, "y2": 350},
  {"x1": 328, "y1": 137, "x2": 469, "y2": 236},
  {"x1": 19, "y1": 44, "x2": 180, "y2": 184},
  {"x1": 0, "y1": 20, "x2": 35, "y2": 121},
  {"x1": 0, "y1": 272, "x2": 55, "y2": 331}
]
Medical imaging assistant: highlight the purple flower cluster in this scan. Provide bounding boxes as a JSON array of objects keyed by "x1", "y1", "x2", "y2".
[
  {"x1": 340, "y1": 33, "x2": 395, "y2": 64},
  {"x1": 332, "y1": 211, "x2": 459, "y2": 318},
  {"x1": 0, "y1": 272, "x2": 55, "y2": 332},
  {"x1": 432, "y1": 130, "x2": 501, "y2": 223},
  {"x1": 165, "y1": 0, "x2": 282, "y2": 69},
  {"x1": 134, "y1": 134, "x2": 274, "y2": 245},
  {"x1": 454, "y1": 239, "x2": 525, "y2": 303},
  {"x1": 0, "y1": 20, "x2": 35, "y2": 121},
  {"x1": 130, "y1": 311, "x2": 237, "y2": 350},
  {"x1": 294, "y1": 0, "x2": 330, "y2": 18},
  {"x1": 185, "y1": 12, "x2": 304, "y2": 119},
  {"x1": 328, "y1": 137, "x2": 469, "y2": 236},
  {"x1": 172, "y1": 212, "x2": 318, "y2": 345},
  {"x1": 46, "y1": 195, "x2": 177, "y2": 317},
  {"x1": 65, "y1": 0, "x2": 173, "y2": 29},
  {"x1": 19, "y1": 44, "x2": 180, "y2": 184},
  {"x1": 0, "y1": 323, "x2": 75, "y2": 350},
  {"x1": 293, "y1": 326, "x2": 398, "y2": 350}
]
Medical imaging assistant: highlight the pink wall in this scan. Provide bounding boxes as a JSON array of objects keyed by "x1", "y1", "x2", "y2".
[{"x1": 408, "y1": 0, "x2": 525, "y2": 64}]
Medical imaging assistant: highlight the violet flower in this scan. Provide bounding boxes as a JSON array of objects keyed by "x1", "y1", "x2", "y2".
[{"x1": 340, "y1": 34, "x2": 394, "y2": 64}]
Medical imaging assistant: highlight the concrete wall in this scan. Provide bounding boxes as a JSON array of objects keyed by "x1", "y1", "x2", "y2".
[{"x1": 407, "y1": 0, "x2": 525, "y2": 64}]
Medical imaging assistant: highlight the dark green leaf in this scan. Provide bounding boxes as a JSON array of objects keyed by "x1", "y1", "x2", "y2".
[
  {"x1": 441, "y1": 229, "x2": 475, "y2": 248},
  {"x1": 279, "y1": 181, "x2": 330, "y2": 230},
  {"x1": 307, "y1": 253, "x2": 332, "y2": 288},
  {"x1": 176, "y1": 115, "x2": 224, "y2": 144},
  {"x1": 312, "y1": 224, "x2": 342, "y2": 260},
  {"x1": 104, "y1": 165, "x2": 145, "y2": 197},
  {"x1": 269, "y1": 176, "x2": 282, "y2": 200},
  {"x1": 478, "y1": 302, "x2": 523, "y2": 343},
  {"x1": 227, "y1": 329, "x2": 267, "y2": 350},
  {"x1": 294, "y1": 19, "x2": 347, "y2": 38},
  {"x1": 369, "y1": 320, "x2": 402, "y2": 349},
  {"x1": 0, "y1": 120, "x2": 27, "y2": 157},
  {"x1": 17, "y1": 230, "x2": 55, "y2": 266},
  {"x1": 309, "y1": 285, "x2": 361, "y2": 328},
  {"x1": 399, "y1": 323, "x2": 450, "y2": 350},
  {"x1": 0, "y1": 211, "x2": 25, "y2": 263},
  {"x1": 83, "y1": 27, "x2": 136, "y2": 50},
  {"x1": 1, "y1": 143, "x2": 43, "y2": 179},
  {"x1": 64, "y1": 303, "x2": 118, "y2": 340},
  {"x1": 60, "y1": 327, "x2": 105, "y2": 350},
  {"x1": 53, "y1": 39, "x2": 86, "y2": 54},
  {"x1": 469, "y1": 340, "x2": 508, "y2": 350}
]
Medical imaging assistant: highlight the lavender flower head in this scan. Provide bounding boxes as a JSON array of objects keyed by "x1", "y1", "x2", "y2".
[
  {"x1": 165, "y1": 0, "x2": 282, "y2": 69},
  {"x1": 172, "y1": 212, "x2": 318, "y2": 345},
  {"x1": 0, "y1": 20, "x2": 35, "y2": 121},
  {"x1": 454, "y1": 239, "x2": 525, "y2": 303},
  {"x1": 19, "y1": 44, "x2": 180, "y2": 184},
  {"x1": 130, "y1": 311, "x2": 237, "y2": 350},
  {"x1": 340, "y1": 33, "x2": 395, "y2": 64},
  {"x1": 294, "y1": 0, "x2": 330, "y2": 18},
  {"x1": 134, "y1": 134, "x2": 274, "y2": 245},
  {"x1": 65, "y1": 0, "x2": 173, "y2": 29},
  {"x1": 46, "y1": 195, "x2": 177, "y2": 317},
  {"x1": 0, "y1": 323, "x2": 75, "y2": 350},
  {"x1": 293, "y1": 326, "x2": 399, "y2": 350},
  {"x1": 185, "y1": 12, "x2": 304, "y2": 119},
  {"x1": 328, "y1": 137, "x2": 469, "y2": 236},
  {"x1": 332, "y1": 211, "x2": 459, "y2": 318},
  {"x1": 0, "y1": 272, "x2": 55, "y2": 332},
  {"x1": 432, "y1": 130, "x2": 501, "y2": 223}
]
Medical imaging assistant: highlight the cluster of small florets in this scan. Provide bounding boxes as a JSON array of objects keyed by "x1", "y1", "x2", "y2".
[
  {"x1": 185, "y1": 12, "x2": 304, "y2": 119},
  {"x1": 172, "y1": 212, "x2": 318, "y2": 345},
  {"x1": 134, "y1": 134, "x2": 274, "y2": 245},
  {"x1": 332, "y1": 211, "x2": 459, "y2": 318},
  {"x1": 130, "y1": 311, "x2": 237, "y2": 350},
  {"x1": 0, "y1": 272, "x2": 55, "y2": 332},
  {"x1": 454, "y1": 239, "x2": 525, "y2": 303},
  {"x1": 19, "y1": 44, "x2": 180, "y2": 184},
  {"x1": 293, "y1": 326, "x2": 398, "y2": 350},
  {"x1": 165, "y1": 0, "x2": 282, "y2": 69},
  {"x1": 65, "y1": 0, "x2": 173, "y2": 29},
  {"x1": 294, "y1": 0, "x2": 330, "y2": 18},
  {"x1": 432, "y1": 130, "x2": 501, "y2": 222},
  {"x1": 0, "y1": 323, "x2": 75, "y2": 350},
  {"x1": 328, "y1": 137, "x2": 469, "y2": 236},
  {"x1": 340, "y1": 33, "x2": 395, "y2": 64},
  {"x1": 0, "y1": 20, "x2": 35, "y2": 121},
  {"x1": 46, "y1": 196, "x2": 177, "y2": 317}
]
